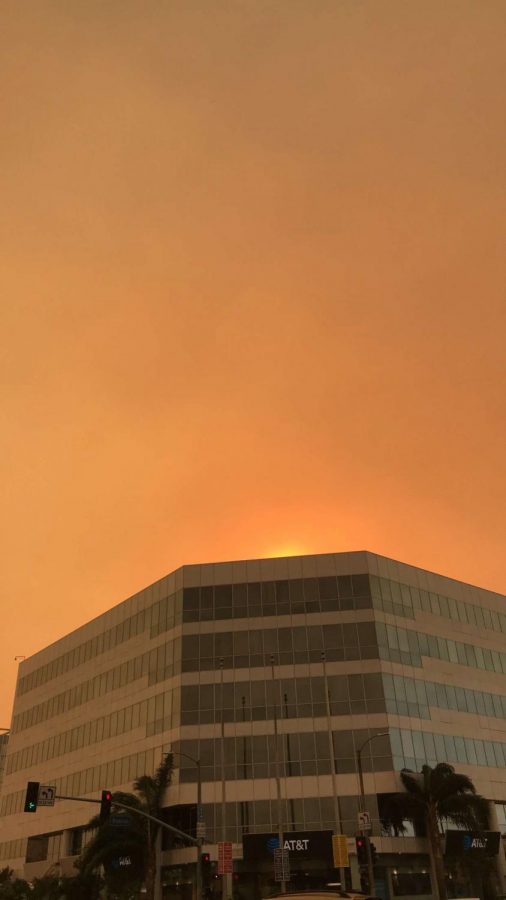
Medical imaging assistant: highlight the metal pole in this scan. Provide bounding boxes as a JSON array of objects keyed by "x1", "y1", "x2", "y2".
[
  {"x1": 154, "y1": 828, "x2": 162, "y2": 900},
  {"x1": 196, "y1": 758, "x2": 202, "y2": 900},
  {"x1": 356, "y1": 743, "x2": 374, "y2": 893},
  {"x1": 219, "y1": 658, "x2": 230, "y2": 900},
  {"x1": 321, "y1": 652, "x2": 346, "y2": 889},
  {"x1": 356, "y1": 733, "x2": 388, "y2": 895},
  {"x1": 356, "y1": 744, "x2": 366, "y2": 812},
  {"x1": 271, "y1": 656, "x2": 286, "y2": 894},
  {"x1": 170, "y1": 749, "x2": 203, "y2": 900},
  {"x1": 55, "y1": 794, "x2": 201, "y2": 843},
  {"x1": 283, "y1": 693, "x2": 296, "y2": 830},
  {"x1": 56, "y1": 789, "x2": 200, "y2": 899}
]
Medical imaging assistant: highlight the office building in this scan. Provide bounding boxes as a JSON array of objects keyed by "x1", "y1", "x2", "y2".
[
  {"x1": 1, "y1": 551, "x2": 505, "y2": 899},
  {"x1": 0, "y1": 733, "x2": 9, "y2": 799}
]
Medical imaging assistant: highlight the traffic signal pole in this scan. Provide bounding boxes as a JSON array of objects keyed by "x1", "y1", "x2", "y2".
[
  {"x1": 170, "y1": 750, "x2": 203, "y2": 900},
  {"x1": 356, "y1": 733, "x2": 388, "y2": 894},
  {"x1": 58, "y1": 791, "x2": 201, "y2": 899},
  {"x1": 26, "y1": 787, "x2": 204, "y2": 899},
  {"x1": 271, "y1": 656, "x2": 286, "y2": 894},
  {"x1": 356, "y1": 747, "x2": 375, "y2": 894},
  {"x1": 54, "y1": 793, "x2": 200, "y2": 844}
]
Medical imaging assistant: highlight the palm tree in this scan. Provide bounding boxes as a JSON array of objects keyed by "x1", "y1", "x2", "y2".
[
  {"x1": 78, "y1": 752, "x2": 174, "y2": 900},
  {"x1": 382, "y1": 763, "x2": 489, "y2": 900},
  {"x1": 0, "y1": 868, "x2": 31, "y2": 900}
]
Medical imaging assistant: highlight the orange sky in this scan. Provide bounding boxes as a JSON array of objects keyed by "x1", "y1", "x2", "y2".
[{"x1": 1, "y1": 0, "x2": 505, "y2": 727}]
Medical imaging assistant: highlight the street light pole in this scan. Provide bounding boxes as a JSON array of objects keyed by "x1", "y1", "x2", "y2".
[
  {"x1": 171, "y1": 750, "x2": 203, "y2": 900},
  {"x1": 356, "y1": 732, "x2": 388, "y2": 895},
  {"x1": 271, "y1": 656, "x2": 286, "y2": 894},
  {"x1": 219, "y1": 658, "x2": 232, "y2": 900},
  {"x1": 321, "y1": 653, "x2": 346, "y2": 889}
]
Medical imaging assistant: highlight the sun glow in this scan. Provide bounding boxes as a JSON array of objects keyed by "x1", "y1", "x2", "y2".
[{"x1": 263, "y1": 543, "x2": 308, "y2": 559}]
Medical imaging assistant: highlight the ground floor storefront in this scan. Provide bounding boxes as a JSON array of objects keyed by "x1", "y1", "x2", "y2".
[{"x1": 161, "y1": 831, "x2": 439, "y2": 900}]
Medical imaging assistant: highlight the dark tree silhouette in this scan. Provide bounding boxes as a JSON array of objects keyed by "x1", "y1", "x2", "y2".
[
  {"x1": 381, "y1": 763, "x2": 489, "y2": 900},
  {"x1": 79, "y1": 752, "x2": 174, "y2": 900}
]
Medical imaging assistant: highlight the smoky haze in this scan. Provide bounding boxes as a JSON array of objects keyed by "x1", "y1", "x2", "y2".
[{"x1": 1, "y1": 0, "x2": 505, "y2": 724}]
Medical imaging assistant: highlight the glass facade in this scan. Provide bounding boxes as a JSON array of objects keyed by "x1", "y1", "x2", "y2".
[
  {"x1": 12, "y1": 638, "x2": 181, "y2": 734},
  {"x1": 390, "y1": 727, "x2": 506, "y2": 771},
  {"x1": 182, "y1": 621, "x2": 378, "y2": 672},
  {"x1": 376, "y1": 621, "x2": 506, "y2": 673},
  {"x1": 173, "y1": 793, "x2": 377, "y2": 844},
  {"x1": 181, "y1": 672, "x2": 385, "y2": 724},
  {"x1": 174, "y1": 729, "x2": 392, "y2": 783},
  {"x1": 383, "y1": 673, "x2": 506, "y2": 721},
  {"x1": 18, "y1": 567, "x2": 505, "y2": 695},
  {"x1": 182, "y1": 574, "x2": 372, "y2": 622},
  {"x1": 6, "y1": 688, "x2": 179, "y2": 775},
  {"x1": 370, "y1": 574, "x2": 505, "y2": 634}
]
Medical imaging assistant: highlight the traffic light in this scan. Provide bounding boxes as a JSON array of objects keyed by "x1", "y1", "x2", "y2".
[
  {"x1": 100, "y1": 790, "x2": 112, "y2": 823},
  {"x1": 201, "y1": 852, "x2": 212, "y2": 895},
  {"x1": 24, "y1": 781, "x2": 40, "y2": 813},
  {"x1": 355, "y1": 835, "x2": 368, "y2": 865},
  {"x1": 370, "y1": 842, "x2": 378, "y2": 866}
]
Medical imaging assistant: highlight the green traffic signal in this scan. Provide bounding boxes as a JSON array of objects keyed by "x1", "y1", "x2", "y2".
[{"x1": 24, "y1": 782, "x2": 40, "y2": 813}]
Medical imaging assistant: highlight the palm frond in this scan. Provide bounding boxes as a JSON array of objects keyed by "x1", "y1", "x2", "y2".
[
  {"x1": 79, "y1": 830, "x2": 146, "y2": 875},
  {"x1": 82, "y1": 791, "x2": 142, "y2": 832},
  {"x1": 439, "y1": 793, "x2": 490, "y2": 830},
  {"x1": 381, "y1": 791, "x2": 426, "y2": 833},
  {"x1": 429, "y1": 762, "x2": 458, "y2": 795},
  {"x1": 134, "y1": 753, "x2": 173, "y2": 812},
  {"x1": 380, "y1": 794, "x2": 411, "y2": 835},
  {"x1": 433, "y1": 772, "x2": 477, "y2": 803},
  {"x1": 78, "y1": 753, "x2": 174, "y2": 893},
  {"x1": 400, "y1": 769, "x2": 425, "y2": 799},
  {"x1": 111, "y1": 790, "x2": 144, "y2": 810},
  {"x1": 154, "y1": 752, "x2": 174, "y2": 794},
  {"x1": 133, "y1": 774, "x2": 157, "y2": 805}
]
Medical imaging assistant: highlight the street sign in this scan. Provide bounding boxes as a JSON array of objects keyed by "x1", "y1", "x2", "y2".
[
  {"x1": 332, "y1": 835, "x2": 349, "y2": 868},
  {"x1": 111, "y1": 815, "x2": 130, "y2": 827},
  {"x1": 196, "y1": 821, "x2": 206, "y2": 838},
  {"x1": 218, "y1": 841, "x2": 233, "y2": 875},
  {"x1": 358, "y1": 811, "x2": 371, "y2": 831},
  {"x1": 111, "y1": 856, "x2": 132, "y2": 869},
  {"x1": 274, "y1": 848, "x2": 290, "y2": 882},
  {"x1": 38, "y1": 785, "x2": 56, "y2": 807}
]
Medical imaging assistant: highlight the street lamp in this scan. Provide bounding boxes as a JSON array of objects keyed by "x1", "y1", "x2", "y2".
[
  {"x1": 270, "y1": 655, "x2": 287, "y2": 894},
  {"x1": 356, "y1": 732, "x2": 389, "y2": 895},
  {"x1": 321, "y1": 652, "x2": 346, "y2": 889},
  {"x1": 171, "y1": 750, "x2": 203, "y2": 900}
]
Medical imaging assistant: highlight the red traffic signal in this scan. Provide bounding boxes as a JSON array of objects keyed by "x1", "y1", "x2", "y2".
[
  {"x1": 100, "y1": 790, "x2": 112, "y2": 823},
  {"x1": 355, "y1": 835, "x2": 368, "y2": 865},
  {"x1": 201, "y1": 852, "x2": 212, "y2": 888}
]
